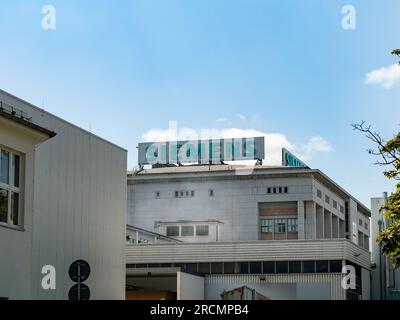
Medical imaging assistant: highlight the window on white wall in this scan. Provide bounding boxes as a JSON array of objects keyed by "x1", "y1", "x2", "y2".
[
  {"x1": 196, "y1": 225, "x2": 209, "y2": 236},
  {"x1": 181, "y1": 226, "x2": 194, "y2": 236},
  {"x1": 166, "y1": 226, "x2": 179, "y2": 237},
  {"x1": 274, "y1": 219, "x2": 286, "y2": 233},
  {"x1": 0, "y1": 148, "x2": 21, "y2": 228}
]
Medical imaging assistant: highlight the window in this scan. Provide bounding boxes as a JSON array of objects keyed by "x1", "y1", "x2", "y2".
[
  {"x1": 0, "y1": 148, "x2": 21, "y2": 228},
  {"x1": 289, "y1": 261, "x2": 301, "y2": 273},
  {"x1": 274, "y1": 219, "x2": 286, "y2": 233},
  {"x1": 196, "y1": 225, "x2": 209, "y2": 236},
  {"x1": 198, "y1": 263, "x2": 210, "y2": 274},
  {"x1": 260, "y1": 219, "x2": 273, "y2": 233},
  {"x1": 209, "y1": 189, "x2": 214, "y2": 197},
  {"x1": 303, "y1": 261, "x2": 315, "y2": 273},
  {"x1": 359, "y1": 219, "x2": 362, "y2": 226},
  {"x1": 181, "y1": 226, "x2": 194, "y2": 236},
  {"x1": 340, "y1": 205, "x2": 344, "y2": 214},
  {"x1": 249, "y1": 262, "x2": 262, "y2": 274},
  {"x1": 333, "y1": 200, "x2": 337, "y2": 209},
  {"x1": 239, "y1": 262, "x2": 249, "y2": 274},
  {"x1": 317, "y1": 189, "x2": 322, "y2": 198},
  {"x1": 223, "y1": 262, "x2": 235, "y2": 274},
  {"x1": 155, "y1": 191, "x2": 161, "y2": 199},
  {"x1": 263, "y1": 261, "x2": 275, "y2": 273},
  {"x1": 275, "y1": 261, "x2": 289, "y2": 274},
  {"x1": 329, "y1": 260, "x2": 342, "y2": 273},
  {"x1": 287, "y1": 218, "x2": 298, "y2": 232},
  {"x1": 316, "y1": 260, "x2": 329, "y2": 273},
  {"x1": 166, "y1": 226, "x2": 179, "y2": 237},
  {"x1": 364, "y1": 222, "x2": 368, "y2": 230},
  {"x1": 211, "y1": 263, "x2": 223, "y2": 274},
  {"x1": 267, "y1": 187, "x2": 288, "y2": 194},
  {"x1": 175, "y1": 190, "x2": 195, "y2": 198},
  {"x1": 325, "y1": 195, "x2": 330, "y2": 204}
]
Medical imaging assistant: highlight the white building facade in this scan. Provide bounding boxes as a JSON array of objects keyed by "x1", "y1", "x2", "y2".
[
  {"x1": 0, "y1": 89, "x2": 127, "y2": 300},
  {"x1": 126, "y1": 164, "x2": 371, "y2": 300}
]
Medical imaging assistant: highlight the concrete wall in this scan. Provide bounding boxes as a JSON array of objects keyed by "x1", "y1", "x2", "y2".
[
  {"x1": 177, "y1": 272, "x2": 204, "y2": 300},
  {"x1": 0, "y1": 90, "x2": 127, "y2": 300}
]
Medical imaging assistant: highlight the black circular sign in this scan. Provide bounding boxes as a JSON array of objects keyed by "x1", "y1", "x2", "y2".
[
  {"x1": 69, "y1": 260, "x2": 91, "y2": 283},
  {"x1": 68, "y1": 283, "x2": 91, "y2": 301}
]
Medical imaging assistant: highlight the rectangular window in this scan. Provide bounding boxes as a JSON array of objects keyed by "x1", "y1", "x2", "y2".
[
  {"x1": 239, "y1": 262, "x2": 249, "y2": 274},
  {"x1": 223, "y1": 262, "x2": 235, "y2": 274},
  {"x1": 273, "y1": 187, "x2": 277, "y2": 194},
  {"x1": 316, "y1": 260, "x2": 329, "y2": 273},
  {"x1": 275, "y1": 261, "x2": 289, "y2": 274},
  {"x1": 181, "y1": 226, "x2": 194, "y2": 236},
  {"x1": 249, "y1": 262, "x2": 262, "y2": 274},
  {"x1": 287, "y1": 218, "x2": 298, "y2": 232},
  {"x1": 260, "y1": 219, "x2": 273, "y2": 233},
  {"x1": 289, "y1": 261, "x2": 301, "y2": 273},
  {"x1": 198, "y1": 263, "x2": 210, "y2": 274},
  {"x1": 303, "y1": 261, "x2": 315, "y2": 273},
  {"x1": 333, "y1": 200, "x2": 337, "y2": 209},
  {"x1": 175, "y1": 191, "x2": 179, "y2": 198},
  {"x1": 278, "y1": 187, "x2": 282, "y2": 193},
  {"x1": 0, "y1": 150, "x2": 10, "y2": 184},
  {"x1": 211, "y1": 263, "x2": 223, "y2": 274},
  {"x1": 317, "y1": 189, "x2": 322, "y2": 198},
  {"x1": 364, "y1": 222, "x2": 368, "y2": 230},
  {"x1": 267, "y1": 188, "x2": 271, "y2": 194},
  {"x1": 166, "y1": 226, "x2": 179, "y2": 237},
  {"x1": 191, "y1": 190, "x2": 195, "y2": 197},
  {"x1": 262, "y1": 261, "x2": 275, "y2": 274},
  {"x1": 359, "y1": 219, "x2": 362, "y2": 226},
  {"x1": 274, "y1": 219, "x2": 286, "y2": 233},
  {"x1": 209, "y1": 189, "x2": 214, "y2": 197},
  {"x1": 325, "y1": 195, "x2": 330, "y2": 204},
  {"x1": 0, "y1": 148, "x2": 22, "y2": 228},
  {"x1": 155, "y1": 191, "x2": 160, "y2": 199},
  {"x1": 0, "y1": 188, "x2": 8, "y2": 223},
  {"x1": 284, "y1": 187, "x2": 288, "y2": 193},
  {"x1": 340, "y1": 205, "x2": 344, "y2": 214},
  {"x1": 11, "y1": 192, "x2": 19, "y2": 226},
  {"x1": 196, "y1": 225, "x2": 209, "y2": 236},
  {"x1": 329, "y1": 260, "x2": 342, "y2": 273},
  {"x1": 12, "y1": 154, "x2": 20, "y2": 188}
]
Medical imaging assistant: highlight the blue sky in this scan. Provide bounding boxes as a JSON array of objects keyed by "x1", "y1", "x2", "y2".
[{"x1": 1, "y1": 0, "x2": 399, "y2": 206}]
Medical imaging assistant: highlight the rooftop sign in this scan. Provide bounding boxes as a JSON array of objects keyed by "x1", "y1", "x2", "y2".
[
  {"x1": 282, "y1": 148, "x2": 308, "y2": 168},
  {"x1": 138, "y1": 137, "x2": 265, "y2": 165}
]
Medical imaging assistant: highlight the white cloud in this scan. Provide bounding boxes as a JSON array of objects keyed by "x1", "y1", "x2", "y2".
[
  {"x1": 238, "y1": 114, "x2": 247, "y2": 121},
  {"x1": 141, "y1": 125, "x2": 333, "y2": 166},
  {"x1": 295, "y1": 136, "x2": 334, "y2": 161},
  {"x1": 216, "y1": 117, "x2": 228, "y2": 123},
  {"x1": 364, "y1": 63, "x2": 400, "y2": 89}
]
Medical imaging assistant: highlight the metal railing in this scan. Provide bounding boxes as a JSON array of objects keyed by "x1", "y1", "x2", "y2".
[{"x1": 0, "y1": 101, "x2": 31, "y2": 121}]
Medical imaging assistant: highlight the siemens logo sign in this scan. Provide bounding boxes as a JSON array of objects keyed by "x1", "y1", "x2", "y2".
[
  {"x1": 282, "y1": 148, "x2": 308, "y2": 168},
  {"x1": 138, "y1": 137, "x2": 265, "y2": 165}
]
